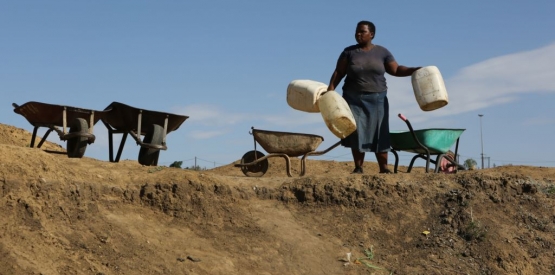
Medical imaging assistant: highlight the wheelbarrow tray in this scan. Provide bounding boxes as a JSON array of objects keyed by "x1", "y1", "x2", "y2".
[
  {"x1": 253, "y1": 129, "x2": 324, "y2": 157},
  {"x1": 102, "y1": 101, "x2": 188, "y2": 134},
  {"x1": 390, "y1": 128, "x2": 465, "y2": 154},
  {"x1": 13, "y1": 101, "x2": 109, "y2": 127}
]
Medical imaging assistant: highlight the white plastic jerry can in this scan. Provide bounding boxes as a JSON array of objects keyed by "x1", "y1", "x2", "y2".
[
  {"x1": 286, "y1": 79, "x2": 328, "y2": 113},
  {"x1": 411, "y1": 66, "x2": 449, "y2": 111},
  {"x1": 317, "y1": 90, "x2": 357, "y2": 139}
]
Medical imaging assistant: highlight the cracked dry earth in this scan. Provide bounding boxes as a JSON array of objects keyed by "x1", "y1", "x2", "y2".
[{"x1": 1, "y1": 122, "x2": 555, "y2": 275}]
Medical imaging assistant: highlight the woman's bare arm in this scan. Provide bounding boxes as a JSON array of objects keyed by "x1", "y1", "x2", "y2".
[
  {"x1": 385, "y1": 60, "x2": 421, "y2": 77},
  {"x1": 328, "y1": 57, "x2": 348, "y2": 91}
]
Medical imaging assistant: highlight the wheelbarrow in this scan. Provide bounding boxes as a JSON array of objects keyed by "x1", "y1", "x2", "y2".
[
  {"x1": 390, "y1": 113, "x2": 465, "y2": 173},
  {"x1": 100, "y1": 102, "x2": 189, "y2": 166},
  {"x1": 12, "y1": 101, "x2": 110, "y2": 158},
  {"x1": 234, "y1": 127, "x2": 341, "y2": 177}
]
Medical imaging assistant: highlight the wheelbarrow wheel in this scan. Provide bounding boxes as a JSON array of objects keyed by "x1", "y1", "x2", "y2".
[
  {"x1": 240, "y1": 150, "x2": 268, "y2": 177},
  {"x1": 67, "y1": 118, "x2": 89, "y2": 158},
  {"x1": 138, "y1": 124, "x2": 164, "y2": 166}
]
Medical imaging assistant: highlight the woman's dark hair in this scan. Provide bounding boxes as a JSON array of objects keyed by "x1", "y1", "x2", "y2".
[{"x1": 357, "y1": 20, "x2": 376, "y2": 37}]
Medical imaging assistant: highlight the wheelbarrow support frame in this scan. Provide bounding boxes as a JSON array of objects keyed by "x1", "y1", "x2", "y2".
[{"x1": 102, "y1": 110, "x2": 169, "y2": 164}]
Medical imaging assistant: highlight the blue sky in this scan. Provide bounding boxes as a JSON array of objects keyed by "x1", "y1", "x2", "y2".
[{"x1": 2, "y1": 0, "x2": 554, "y2": 169}]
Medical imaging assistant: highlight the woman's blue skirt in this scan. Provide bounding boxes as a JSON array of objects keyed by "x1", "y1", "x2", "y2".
[{"x1": 341, "y1": 90, "x2": 390, "y2": 152}]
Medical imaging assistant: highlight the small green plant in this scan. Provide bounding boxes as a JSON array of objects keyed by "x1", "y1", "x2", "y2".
[
  {"x1": 169, "y1": 161, "x2": 183, "y2": 168},
  {"x1": 464, "y1": 158, "x2": 477, "y2": 170},
  {"x1": 355, "y1": 246, "x2": 391, "y2": 274},
  {"x1": 462, "y1": 221, "x2": 487, "y2": 241},
  {"x1": 545, "y1": 184, "x2": 555, "y2": 195}
]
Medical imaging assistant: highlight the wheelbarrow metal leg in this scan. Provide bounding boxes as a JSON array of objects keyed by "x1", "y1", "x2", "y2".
[
  {"x1": 408, "y1": 154, "x2": 433, "y2": 173},
  {"x1": 115, "y1": 132, "x2": 128, "y2": 163},
  {"x1": 36, "y1": 128, "x2": 54, "y2": 149},
  {"x1": 434, "y1": 154, "x2": 445, "y2": 173},
  {"x1": 407, "y1": 155, "x2": 419, "y2": 172},
  {"x1": 103, "y1": 120, "x2": 115, "y2": 162},
  {"x1": 391, "y1": 150, "x2": 399, "y2": 173},
  {"x1": 103, "y1": 120, "x2": 128, "y2": 163},
  {"x1": 281, "y1": 154, "x2": 292, "y2": 177},
  {"x1": 300, "y1": 154, "x2": 309, "y2": 177},
  {"x1": 299, "y1": 141, "x2": 341, "y2": 176},
  {"x1": 30, "y1": 126, "x2": 39, "y2": 148},
  {"x1": 454, "y1": 137, "x2": 461, "y2": 173},
  {"x1": 425, "y1": 152, "x2": 431, "y2": 173},
  {"x1": 108, "y1": 132, "x2": 114, "y2": 162}
]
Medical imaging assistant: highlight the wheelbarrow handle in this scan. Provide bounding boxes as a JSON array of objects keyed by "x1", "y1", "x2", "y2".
[
  {"x1": 395, "y1": 113, "x2": 433, "y2": 172},
  {"x1": 398, "y1": 113, "x2": 415, "y2": 132}
]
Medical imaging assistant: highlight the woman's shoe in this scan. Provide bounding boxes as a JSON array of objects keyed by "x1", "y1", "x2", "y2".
[
  {"x1": 352, "y1": 167, "x2": 363, "y2": 174},
  {"x1": 379, "y1": 169, "x2": 393, "y2": 174}
]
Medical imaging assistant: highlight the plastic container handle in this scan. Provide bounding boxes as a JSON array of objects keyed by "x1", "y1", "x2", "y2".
[{"x1": 398, "y1": 113, "x2": 407, "y2": 121}]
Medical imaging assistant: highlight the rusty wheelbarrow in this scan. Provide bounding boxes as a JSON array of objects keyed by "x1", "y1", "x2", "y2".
[
  {"x1": 12, "y1": 101, "x2": 110, "y2": 158},
  {"x1": 101, "y1": 102, "x2": 189, "y2": 166},
  {"x1": 234, "y1": 127, "x2": 341, "y2": 177}
]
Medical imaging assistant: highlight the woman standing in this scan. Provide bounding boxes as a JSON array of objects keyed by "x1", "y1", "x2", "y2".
[{"x1": 328, "y1": 20, "x2": 420, "y2": 174}]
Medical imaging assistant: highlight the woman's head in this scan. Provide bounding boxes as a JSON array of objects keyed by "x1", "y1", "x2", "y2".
[{"x1": 355, "y1": 21, "x2": 376, "y2": 45}]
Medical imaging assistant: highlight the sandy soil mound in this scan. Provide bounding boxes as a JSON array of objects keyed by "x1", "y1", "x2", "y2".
[
  {"x1": 0, "y1": 123, "x2": 65, "y2": 151},
  {"x1": 1, "y1": 123, "x2": 554, "y2": 275}
]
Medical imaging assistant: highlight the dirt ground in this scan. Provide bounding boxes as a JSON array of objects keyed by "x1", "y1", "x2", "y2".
[{"x1": 1, "y1": 122, "x2": 554, "y2": 275}]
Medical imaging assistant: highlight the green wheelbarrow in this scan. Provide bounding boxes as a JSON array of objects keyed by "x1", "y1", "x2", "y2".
[{"x1": 390, "y1": 114, "x2": 465, "y2": 173}]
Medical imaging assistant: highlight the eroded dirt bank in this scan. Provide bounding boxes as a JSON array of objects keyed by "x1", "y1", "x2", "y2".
[{"x1": 1, "y1": 123, "x2": 554, "y2": 275}]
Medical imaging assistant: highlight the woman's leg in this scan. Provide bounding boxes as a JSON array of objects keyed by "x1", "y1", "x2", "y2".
[
  {"x1": 375, "y1": 152, "x2": 390, "y2": 173},
  {"x1": 352, "y1": 148, "x2": 365, "y2": 169}
]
